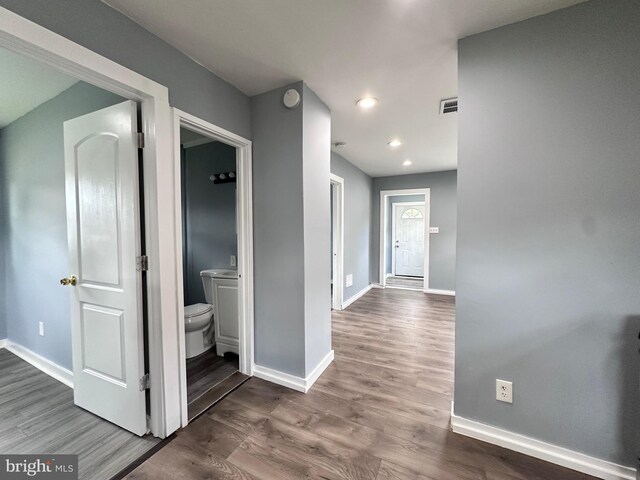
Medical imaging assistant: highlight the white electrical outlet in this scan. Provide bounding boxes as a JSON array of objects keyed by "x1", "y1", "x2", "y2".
[
  {"x1": 345, "y1": 274, "x2": 353, "y2": 288},
  {"x1": 230, "y1": 255, "x2": 237, "y2": 267},
  {"x1": 38, "y1": 321, "x2": 44, "y2": 337},
  {"x1": 496, "y1": 379, "x2": 513, "y2": 403},
  {"x1": 429, "y1": 227, "x2": 439, "y2": 234}
]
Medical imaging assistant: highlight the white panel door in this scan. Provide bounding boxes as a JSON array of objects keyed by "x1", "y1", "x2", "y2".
[
  {"x1": 394, "y1": 204, "x2": 425, "y2": 277},
  {"x1": 63, "y1": 100, "x2": 147, "y2": 436}
]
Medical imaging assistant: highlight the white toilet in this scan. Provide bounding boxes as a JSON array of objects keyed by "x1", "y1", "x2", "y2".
[
  {"x1": 184, "y1": 302, "x2": 214, "y2": 359},
  {"x1": 184, "y1": 268, "x2": 238, "y2": 359}
]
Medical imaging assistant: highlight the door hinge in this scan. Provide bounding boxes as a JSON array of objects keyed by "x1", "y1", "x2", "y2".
[
  {"x1": 139, "y1": 373, "x2": 150, "y2": 391},
  {"x1": 136, "y1": 255, "x2": 149, "y2": 272},
  {"x1": 136, "y1": 132, "x2": 145, "y2": 149}
]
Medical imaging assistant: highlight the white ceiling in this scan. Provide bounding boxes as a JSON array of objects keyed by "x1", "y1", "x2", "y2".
[
  {"x1": 104, "y1": 0, "x2": 585, "y2": 177},
  {"x1": 0, "y1": 47, "x2": 78, "y2": 129}
]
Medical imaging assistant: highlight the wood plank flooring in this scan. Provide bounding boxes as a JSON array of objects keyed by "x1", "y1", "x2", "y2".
[
  {"x1": 386, "y1": 275, "x2": 423, "y2": 290},
  {"x1": 0, "y1": 349, "x2": 160, "y2": 480},
  {"x1": 125, "y1": 288, "x2": 596, "y2": 480},
  {"x1": 187, "y1": 347, "x2": 240, "y2": 404}
]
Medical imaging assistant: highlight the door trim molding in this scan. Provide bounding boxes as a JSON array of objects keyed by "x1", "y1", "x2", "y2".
[
  {"x1": 330, "y1": 174, "x2": 344, "y2": 311},
  {"x1": 379, "y1": 189, "x2": 431, "y2": 292},
  {"x1": 1, "y1": 341, "x2": 74, "y2": 389},
  {"x1": 390, "y1": 201, "x2": 425, "y2": 277},
  {"x1": 172, "y1": 108, "x2": 254, "y2": 428},
  {"x1": 451, "y1": 410, "x2": 635, "y2": 480},
  {"x1": 0, "y1": 6, "x2": 179, "y2": 437}
]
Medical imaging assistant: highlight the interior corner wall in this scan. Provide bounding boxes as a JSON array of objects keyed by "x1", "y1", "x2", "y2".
[
  {"x1": 372, "y1": 170, "x2": 457, "y2": 291},
  {"x1": 0, "y1": 81, "x2": 125, "y2": 370},
  {"x1": 302, "y1": 84, "x2": 331, "y2": 376},
  {"x1": 251, "y1": 82, "x2": 306, "y2": 377},
  {"x1": 181, "y1": 141, "x2": 237, "y2": 305},
  {"x1": 0, "y1": 0, "x2": 251, "y2": 139},
  {"x1": 455, "y1": 0, "x2": 640, "y2": 467},
  {"x1": 330, "y1": 153, "x2": 373, "y2": 299}
]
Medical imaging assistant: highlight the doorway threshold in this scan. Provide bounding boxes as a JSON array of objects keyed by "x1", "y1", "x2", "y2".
[{"x1": 187, "y1": 371, "x2": 249, "y2": 421}]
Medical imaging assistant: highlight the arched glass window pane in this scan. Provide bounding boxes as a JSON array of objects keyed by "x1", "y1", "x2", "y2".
[{"x1": 401, "y1": 208, "x2": 423, "y2": 219}]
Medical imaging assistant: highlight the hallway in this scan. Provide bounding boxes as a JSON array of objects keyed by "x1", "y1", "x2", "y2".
[{"x1": 126, "y1": 289, "x2": 594, "y2": 480}]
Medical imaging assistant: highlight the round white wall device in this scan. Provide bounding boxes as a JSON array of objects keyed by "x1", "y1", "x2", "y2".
[{"x1": 283, "y1": 89, "x2": 301, "y2": 109}]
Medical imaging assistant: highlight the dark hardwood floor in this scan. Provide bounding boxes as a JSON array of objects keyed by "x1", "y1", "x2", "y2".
[
  {"x1": 187, "y1": 347, "x2": 240, "y2": 404},
  {"x1": 126, "y1": 288, "x2": 595, "y2": 480}
]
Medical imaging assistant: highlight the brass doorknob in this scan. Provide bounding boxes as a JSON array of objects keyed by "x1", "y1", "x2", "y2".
[{"x1": 60, "y1": 276, "x2": 77, "y2": 286}]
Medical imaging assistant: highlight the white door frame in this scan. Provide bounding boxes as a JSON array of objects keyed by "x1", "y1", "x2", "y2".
[
  {"x1": 330, "y1": 174, "x2": 344, "y2": 310},
  {"x1": 379, "y1": 189, "x2": 430, "y2": 292},
  {"x1": 172, "y1": 108, "x2": 254, "y2": 428},
  {"x1": 0, "y1": 6, "x2": 182, "y2": 438},
  {"x1": 390, "y1": 201, "x2": 425, "y2": 277}
]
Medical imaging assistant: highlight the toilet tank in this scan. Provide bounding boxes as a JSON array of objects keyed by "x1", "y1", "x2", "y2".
[{"x1": 200, "y1": 269, "x2": 238, "y2": 304}]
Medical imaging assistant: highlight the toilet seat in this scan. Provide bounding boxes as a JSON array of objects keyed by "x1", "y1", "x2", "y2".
[{"x1": 184, "y1": 303, "x2": 212, "y2": 318}]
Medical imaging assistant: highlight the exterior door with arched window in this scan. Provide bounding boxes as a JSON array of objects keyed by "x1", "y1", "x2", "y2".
[{"x1": 393, "y1": 204, "x2": 425, "y2": 277}]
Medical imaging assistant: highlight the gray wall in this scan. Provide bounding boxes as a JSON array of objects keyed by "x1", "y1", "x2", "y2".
[
  {"x1": 302, "y1": 84, "x2": 331, "y2": 375},
  {"x1": 386, "y1": 194, "x2": 425, "y2": 275},
  {"x1": 252, "y1": 82, "x2": 332, "y2": 378},
  {"x1": 0, "y1": 82, "x2": 125, "y2": 370},
  {"x1": 455, "y1": 0, "x2": 640, "y2": 467},
  {"x1": 0, "y1": 0, "x2": 251, "y2": 139},
  {"x1": 330, "y1": 153, "x2": 373, "y2": 299},
  {"x1": 372, "y1": 171, "x2": 457, "y2": 291},
  {"x1": 252, "y1": 82, "x2": 306, "y2": 376},
  {"x1": 181, "y1": 141, "x2": 237, "y2": 306},
  {"x1": 0, "y1": 144, "x2": 5, "y2": 339}
]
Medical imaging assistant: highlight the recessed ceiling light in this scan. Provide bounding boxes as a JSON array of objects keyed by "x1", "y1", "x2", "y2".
[
  {"x1": 402, "y1": 159, "x2": 412, "y2": 166},
  {"x1": 388, "y1": 139, "x2": 402, "y2": 147},
  {"x1": 356, "y1": 97, "x2": 378, "y2": 109}
]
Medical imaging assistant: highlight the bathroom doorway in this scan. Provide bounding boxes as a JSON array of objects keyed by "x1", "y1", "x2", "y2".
[{"x1": 173, "y1": 110, "x2": 254, "y2": 424}]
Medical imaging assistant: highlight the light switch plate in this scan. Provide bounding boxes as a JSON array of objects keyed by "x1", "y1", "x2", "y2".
[
  {"x1": 230, "y1": 255, "x2": 237, "y2": 267},
  {"x1": 429, "y1": 227, "x2": 439, "y2": 234},
  {"x1": 345, "y1": 274, "x2": 353, "y2": 288},
  {"x1": 38, "y1": 321, "x2": 44, "y2": 337}
]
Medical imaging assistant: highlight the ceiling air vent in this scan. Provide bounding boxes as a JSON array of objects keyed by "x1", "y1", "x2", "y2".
[{"x1": 440, "y1": 97, "x2": 458, "y2": 115}]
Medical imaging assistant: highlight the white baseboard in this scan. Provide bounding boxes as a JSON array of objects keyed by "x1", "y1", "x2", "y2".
[
  {"x1": 386, "y1": 285, "x2": 422, "y2": 291},
  {"x1": 425, "y1": 288, "x2": 456, "y2": 296},
  {"x1": 342, "y1": 284, "x2": 373, "y2": 309},
  {"x1": 1, "y1": 341, "x2": 74, "y2": 389},
  {"x1": 385, "y1": 273, "x2": 393, "y2": 278},
  {"x1": 451, "y1": 411, "x2": 635, "y2": 480},
  {"x1": 253, "y1": 350, "x2": 334, "y2": 394},
  {"x1": 304, "y1": 349, "x2": 334, "y2": 389},
  {"x1": 371, "y1": 283, "x2": 385, "y2": 289}
]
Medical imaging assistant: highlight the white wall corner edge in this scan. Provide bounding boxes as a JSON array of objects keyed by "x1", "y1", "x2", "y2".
[
  {"x1": 0, "y1": 340, "x2": 74, "y2": 389},
  {"x1": 424, "y1": 288, "x2": 456, "y2": 296},
  {"x1": 450, "y1": 406, "x2": 635, "y2": 480},
  {"x1": 341, "y1": 284, "x2": 373, "y2": 309},
  {"x1": 253, "y1": 349, "x2": 334, "y2": 394}
]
